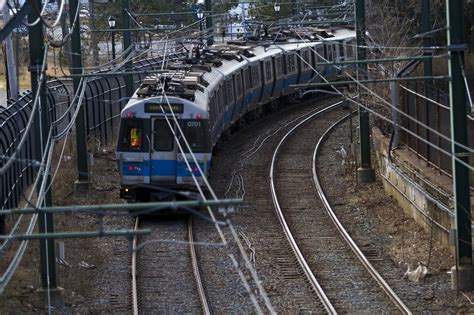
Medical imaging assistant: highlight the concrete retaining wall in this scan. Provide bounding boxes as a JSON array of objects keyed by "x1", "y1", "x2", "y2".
[{"x1": 372, "y1": 128, "x2": 454, "y2": 251}]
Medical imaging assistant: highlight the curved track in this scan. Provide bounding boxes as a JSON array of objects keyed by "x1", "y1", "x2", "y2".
[
  {"x1": 131, "y1": 216, "x2": 210, "y2": 314},
  {"x1": 270, "y1": 103, "x2": 411, "y2": 314},
  {"x1": 269, "y1": 102, "x2": 341, "y2": 314},
  {"x1": 313, "y1": 115, "x2": 412, "y2": 314}
]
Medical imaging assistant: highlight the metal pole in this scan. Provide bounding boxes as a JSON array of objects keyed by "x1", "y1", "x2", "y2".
[
  {"x1": 446, "y1": 0, "x2": 473, "y2": 290},
  {"x1": 111, "y1": 30, "x2": 116, "y2": 62},
  {"x1": 205, "y1": 0, "x2": 213, "y2": 45},
  {"x1": 1, "y1": 199, "x2": 242, "y2": 215},
  {"x1": 15, "y1": 31, "x2": 19, "y2": 91},
  {"x1": 422, "y1": 0, "x2": 433, "y2": 162},
  {"x1": 200, "y1": 19, "x2": 203, "y2": 44},
  {"x1": 28, "y1": 0, "x2": 57, "y2": 290},
  {"x1": 391, "y1": 71, "x2": 400, "y2": 148},
  {"x1": 122, "y1": 0, "x2": 134, "y2": 97},
  {"x1": 291, "y1": 0, "x2": 296, "y2": 15},
  {"x1": 2, "y1": 5, "x2": 18, "y2": 100},
  {"x1": 355, "y1": 0, "x2": 375, "y2": 182},
  {"x1": 89, "y1": 0, "x2": 99, "y2": 67},
  {"x1": 69, "y1": 0, "x2": 89, "y2": 188}
]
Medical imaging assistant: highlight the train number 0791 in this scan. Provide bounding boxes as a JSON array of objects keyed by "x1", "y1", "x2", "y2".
[{"x1": 187, "y1": 121, "x2": 201, "y2": 127}]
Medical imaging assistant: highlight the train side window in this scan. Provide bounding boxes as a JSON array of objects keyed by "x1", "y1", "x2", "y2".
[
  {"x1": 317, "y1": 46, "x2": 324, "y2": 63},
  {"x1": 244, "y1": 68, "x2": 251, "y2": 91},
  {"x1": 310, "y1": 47, "x2": 316, "y2": 68},
  {"x1": 339, "y1": 42, "x2": 345, "y2": 60},
  {"x1": 327, "y1": 44, "x2": 333, "y2": 62},
  {"x1": 218, "y1": 87, "x2": 224, "y2": 114},
  {"x1": 346, "y1": 41, "x2": 354, "y2": 59},
  {"x1": 302, "y1": 50, "x2": 310, "y2": 70},
  {"x1": 211, "y1": 94, "x2": 218, "y2": 123},
  {"x1": 153, "y1": 119, "x2": 174, "y2": 151},
  {"x1": 287, "y1": 54, "x2": 296, "y2": 73},
  {"x1": 209, "y1": 94, "x2": 216, "y2": 120},
  {"x1": 118, "y1": 118, "x2": 149, "y2": 152},
  {"x1": 265, "y1": 60, "x2": 272, "y2": 81},
  {"x1": 221, "y1": 83, "x2": 227, "y2": 106},
  {"x1": 235, "y1": 72, "x2": 243, "y2": 97},
  {"x1": 275, "y1": 56, "x2": 283, "y2": 77},
  {"x1": 251, "y1": 64, "x2": 260, "y2": 88},
  {"x1": 226, "y1": 79, "x2": 234, "y2": 103}
]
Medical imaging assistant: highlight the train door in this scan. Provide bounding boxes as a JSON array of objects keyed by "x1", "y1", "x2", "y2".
[{"x1": 150, "y1": 117, "x2": 177, "y2": 185}]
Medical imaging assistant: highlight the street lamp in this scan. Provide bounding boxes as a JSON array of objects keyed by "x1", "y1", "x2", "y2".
[
  {"x1": 197, "y1": 8, "x2": 204, "y2": 44},
  {"x1": 108, "y1": 16, "x2": 116, "y2": 63},
  {"x1": 274, "y1": 2, "x2": 281, "y2": 16}
]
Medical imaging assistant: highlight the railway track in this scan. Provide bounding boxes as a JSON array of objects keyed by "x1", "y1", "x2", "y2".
[
  {"x1": 131, "y1": 216, "x2": 210, "y2": 314},
  {"x1": 313, "y1": 114, "x2": 412, "y2": 314},
  {"x1": 269, "y1": 103, "x2": 412, "y2": 313}
]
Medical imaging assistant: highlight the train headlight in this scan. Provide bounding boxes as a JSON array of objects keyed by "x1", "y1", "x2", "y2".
[{"x1": 125, "y1": 188, "x2": 130, "y2": 192}]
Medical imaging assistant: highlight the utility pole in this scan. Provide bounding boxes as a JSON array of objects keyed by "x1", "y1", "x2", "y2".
[
  {"x1": 27, "y1": 0, "x2": 59, "y2": 300},
  {"x1": 355, "y1": 0, "x2": 375, "y2": 182},
  {"x1": 70, "y1": 0, "x2": 89, "y2": 190},
  {"x1": 291, "y1": 0, "x2": 297, "y2": 16},
  {"x1": 111, "y1": 31, "x2": 116, "y2": 61},
  {"x1": 446, "y1": 0, "x2": 473, "y2": 290},
  {"x1": 122, "y1": 0, "x2": 134, "y2": 97},
  {"x1": 422, "y1": 0, "x2": 433, "y2": 161},
  {"x1": 89, "y1": 0, "x2": 100, "y2": 67},
  {"x1": 61, "y1": 7, "x2": 72, "y2": 68},
  {"x1": 2, "y1": 5, "x2": 18, "y2": 100},
  {"x1": 205, "y1": 0, "x2": 213, "y2": 45}
]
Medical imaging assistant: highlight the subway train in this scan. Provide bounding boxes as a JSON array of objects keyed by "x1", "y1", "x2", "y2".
[{"x1": 116, "y1": 26, "x2": 356, "y2": 202}]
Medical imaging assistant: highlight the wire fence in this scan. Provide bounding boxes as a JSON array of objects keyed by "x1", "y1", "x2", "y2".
[{"x1": 0, "y1": 52, "x2": 186, "y2": 235}]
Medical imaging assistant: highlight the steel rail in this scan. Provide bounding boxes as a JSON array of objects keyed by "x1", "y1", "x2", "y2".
[
  {"x1": 312, "y1": 114, "x2": 412, "y2": 315},
  {"x1": 131, "y1": 217, "x2": 139, "y2": 315},
  {"x1": 269, "y1": 100, "x2": 343, "y2": 315},
  {"x1": 188, "y1": 216, "x2": 211, "y2": 315}
]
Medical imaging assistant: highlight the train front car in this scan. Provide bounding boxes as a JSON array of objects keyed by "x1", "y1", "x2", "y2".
[{"x1": 116, "y1": 77, "x2": 211, "y2": 202}]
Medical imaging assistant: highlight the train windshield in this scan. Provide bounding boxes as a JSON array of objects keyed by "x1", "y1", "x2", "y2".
[
  {"x1": 117, "y1": 118, "x2": 150, "y2": 152},
  {"x1": 153, "y1": 119, "x2": 174, "y2": 151},
  {"x1": 179, "y1": 120, "x2": 210, "y2": 153}
]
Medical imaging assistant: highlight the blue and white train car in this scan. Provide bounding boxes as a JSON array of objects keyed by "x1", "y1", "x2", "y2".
[
  {"x1": 116, "y1": 85, "x2": 212, "y2": 200},
  {"x1": 116, "y1": 26, "x2": 356, "y2": 202}
]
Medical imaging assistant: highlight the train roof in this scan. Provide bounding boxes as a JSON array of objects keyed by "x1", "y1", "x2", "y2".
[{"x1": 127, "y1": 26, "x2": 355, "y2": 113}]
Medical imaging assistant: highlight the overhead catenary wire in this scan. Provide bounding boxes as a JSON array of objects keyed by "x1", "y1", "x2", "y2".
[
  {"x1": 290, "y1": 26, "x2": 474, "y2": 161},
  {"x1": 152, "y1": 46, "x2": 275, "y2": 311},
  {"x1": 156, "y1": 93, "x2": 266, "y2": 314}
]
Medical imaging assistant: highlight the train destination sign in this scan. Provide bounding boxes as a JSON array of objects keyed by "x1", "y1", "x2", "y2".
[{"x1": 145, "y1": 103, "x2": 184, "y2": 113}]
